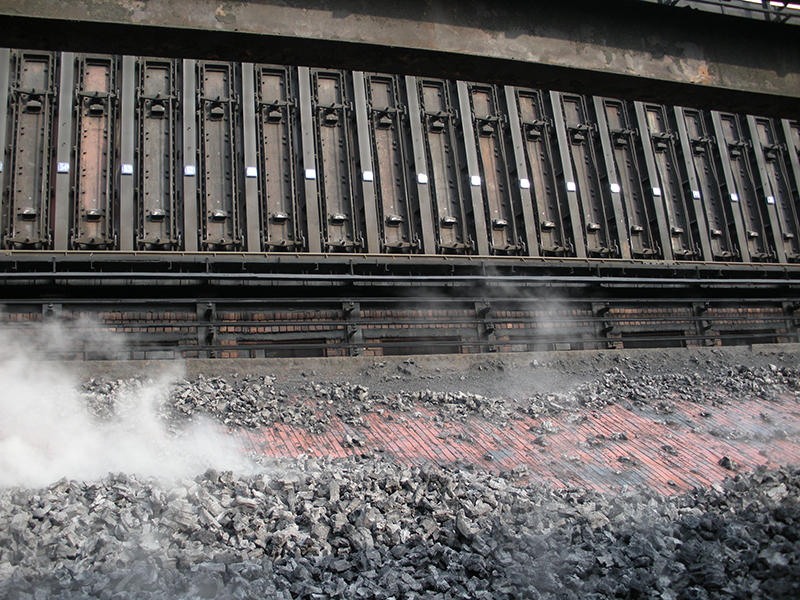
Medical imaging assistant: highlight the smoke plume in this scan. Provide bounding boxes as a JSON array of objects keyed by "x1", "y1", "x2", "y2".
[{"x1": 0, "y1": 323, "x2": 252, "y2": 488}]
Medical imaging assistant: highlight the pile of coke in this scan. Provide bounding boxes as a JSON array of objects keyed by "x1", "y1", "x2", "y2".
[{"x1": 1, "y1": 459, "x2": 798, "y2": 600}]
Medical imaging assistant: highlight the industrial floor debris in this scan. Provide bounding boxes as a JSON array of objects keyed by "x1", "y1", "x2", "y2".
[{"x1": 1, "y1": 345, "x2": 799, "y2": 599}]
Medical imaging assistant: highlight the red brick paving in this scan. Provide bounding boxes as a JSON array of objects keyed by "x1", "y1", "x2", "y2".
[{"x1": 238, "y1": 394, "x2": 800, "y2": 495}]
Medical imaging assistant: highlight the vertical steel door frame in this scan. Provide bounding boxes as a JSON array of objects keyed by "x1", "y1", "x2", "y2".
[
  {"x1": 709, "y1": 111, "x2": 751, "y2": 262},
  {"x1": 548, "y1": 91, "x2": 588, "y2": 259},
  {"x1": 53, "y1": 52, "x2": 75, "y2": 251},
  {"x1": 119, "y1": 55, "x2": 136, "y2": 251},
  {"x1": 747, "y1": 114, "x2": 798, "y2": 263},
  {"x1": 0, "y1": 49, "x2": 9, "y2": 229},
  {"x1": 592, "y1": 97, "x2": 633, "y2": 260},
  {"x1": 710, "y1": 110, "x2": 770, "y2": 262},
  {"x1": 503, "y1": 86, "x2": 539, "y2": 257},
  {"x1": 633, "y1": 101, "x2": 677, "y2": 261},
  {"x1": 456, "y1": 81, "x2": 489, "y2": 256},
  {"x1": 782, "y1": 119, "x2": 800, "y2": 196},
  {"x1": 241, "y1": 63, "x2": 262, "y2": 252},
  {"x1": 404, "y1": 75, "x2": 437, "y2": 254},
  {"x1": 351, "y1": 71, "x2": 380, "y2": 253},
  {"x1": 746, "y1": 114, "x2": 784, "y2": 262},
  {"x1": 181, "y1": 59, "x2": 198, "y2": 252},
  {"x1": 297, "y1": 66, "x2": 321, "y2": 253},
  {"x1": 672, "y1": 106, "x2": 713, "y2": 261}
]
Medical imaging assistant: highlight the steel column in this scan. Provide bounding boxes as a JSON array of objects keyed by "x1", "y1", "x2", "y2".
[
  {"x1": 0, "y1": 49, "x2": 10, "y2": 224},
  {"x1": 548, "y1": 91, "x2": 588, "y2": 259},
  {"x1": 53, "y1": 52, "x2": 75, "y2": 251},
  {"x1": 456, "y1": 81, "x2": 489, "y2": 256},
  {"x1": 298, "y1": 66, "x2": 321, "y2": 253},
  {"x1": 503, "y1": 86, "x2": 539, "y2": 257},
  {"x1": 241, "y1": 63, "x2": 262, "y2": 252},
  {"x1": 352, "y1": 71, "x2": 380, "y2": 253},
  {"x1": 633, "y1": 102, "x2": 676, "y2": 261},
  {"x1": 592, "y1": 97, "x2": 633, "y2": 260},
  {"x1": 181, "y1": 59, "x2": 198, "y2": 252},
  {"x1": 405, "y1": 76, "x2": 437, "y2": 254},
  {"x1": 119, "y1": 55, "x2": 136, "y2": 251},
  {"x1": 672, "y1": 107, "x2": 714, "y2": 261}
]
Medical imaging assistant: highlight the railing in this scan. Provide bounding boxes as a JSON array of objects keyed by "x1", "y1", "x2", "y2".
[{"x1": 646, "y1": 0, "x2": 800, "y2": 25}]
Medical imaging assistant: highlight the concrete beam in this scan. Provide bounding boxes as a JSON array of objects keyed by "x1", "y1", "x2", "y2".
[{"x1": 0, "y1": 0, "x2": 798, "y2": 116}]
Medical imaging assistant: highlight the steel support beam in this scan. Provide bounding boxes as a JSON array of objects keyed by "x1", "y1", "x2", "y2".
[
  {"x1": 298, "y1": 66, "x2": 321, "y2": 253},
  {"x1": 457, "y1": 81, "x2": 489, "y2": 256},
  {"x1": 119, "y1": 55, "x2": 136, "y2": 251},
  {"x1": 352, "y1": 71, "x2": 380, "y2": 254},
  {"x1": 241, "y1": 62, "x2": 262, "y2": 252},
  {"x1": 181, "y1": 59, "x2": 198, "y2": 252},
  {"x1": 53, "y1": 52, "x2": 75, "y2": 251},
  {"x1": 405, "y1": 76, "x2": 437, "y2": 254}
]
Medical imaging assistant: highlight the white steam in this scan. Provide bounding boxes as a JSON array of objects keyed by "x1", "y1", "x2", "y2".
[{"x1": 0, "y1": 324, "x2": 252, "y2": 488}]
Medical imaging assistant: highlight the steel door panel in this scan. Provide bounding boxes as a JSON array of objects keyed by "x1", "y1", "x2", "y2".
[
  {"x1": 465, "y1": 83, "x2": 520, "y2": 254},
  {"x1": 675, "y1": 108, "x2": 736, "y2": 260},
  {"x1": 749, "y1": 117, "x2": 800, "y2": 262},
  {"x1": 365, "y1": 74, "x2": 415, "y2": 251},
  {"x1": 5, "y1": 51, "x2": 56, "y2": 249},
  {"x1": 554, "y1": 93, "x2": 615, "y2": 256},
  {"x1": 513, "y1": 89, "x2": 570, "y2": 254},
  {"x1": 417, "y1": 79, "x2": 470, "y2": 253},
  {"x1": 635, "y1": 102, "x2": 696, "y2": 259},
  {"x1": 501, "y1": 86, "x2": 539, "y2": 257},
  {"x1": 198, "y1": 62, "x2": 240, "y2": 250},
  {"x1": 311, "y1": 70, "x2": 360, "y2": 251},
  {"x1": 711, "y1": 111, "x2": 771, "y2": 261},
  {"x1": 257, "y1": 65, "x2": 301, "y2": 250},
  {"x1": 782, "y1": 119, "x2": 800, "y2": 237},
  {"x1": 73, "y1": 56, "x2": 116, "y2": 249},
  {"x1": 137, "y1": 59, "x2": 177, "y2": 249},
  {"x1": 596, "y1": 98, "x2": 659, "y2": 258}
]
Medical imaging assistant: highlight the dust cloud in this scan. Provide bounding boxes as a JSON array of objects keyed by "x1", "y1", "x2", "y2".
[{"x1": 0, "y1": 323, "x2": 252, "y2": 488}]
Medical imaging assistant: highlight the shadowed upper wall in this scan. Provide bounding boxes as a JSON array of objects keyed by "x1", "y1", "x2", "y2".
[{"x1": 0, "y1": 0, "x2": 797, "y2": 116}]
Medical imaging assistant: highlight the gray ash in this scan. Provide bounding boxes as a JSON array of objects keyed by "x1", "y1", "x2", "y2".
[{"x1": 78, "y1": 361, "x2": 800, "y2": 433}]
